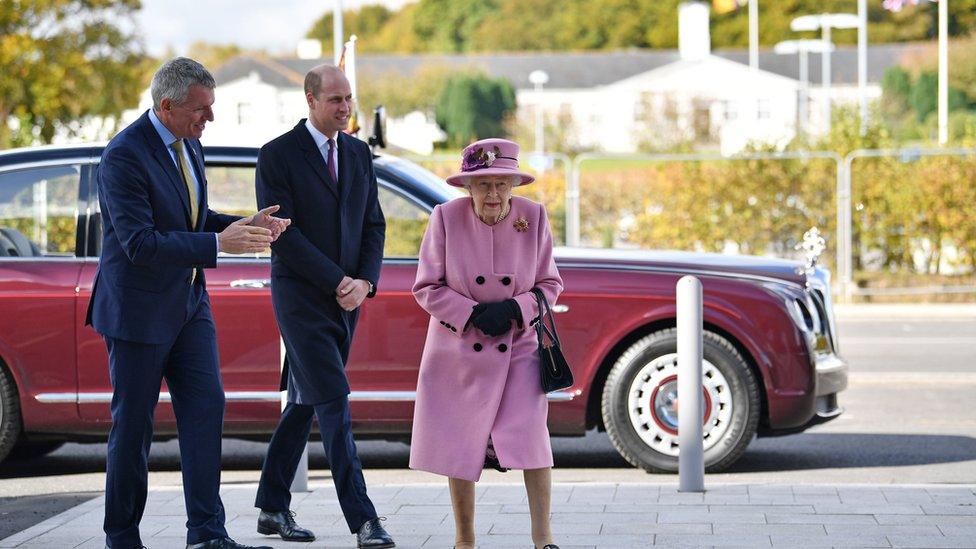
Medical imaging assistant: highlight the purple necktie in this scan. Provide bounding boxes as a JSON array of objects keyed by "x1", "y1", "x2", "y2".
[{"x1": 326, "y1": 138, "x2": 337, "y2": 184}]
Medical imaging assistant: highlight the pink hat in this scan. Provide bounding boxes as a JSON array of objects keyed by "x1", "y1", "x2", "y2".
[{"x1": 445, "y1": 138, "x2": 535, "y2": 187}]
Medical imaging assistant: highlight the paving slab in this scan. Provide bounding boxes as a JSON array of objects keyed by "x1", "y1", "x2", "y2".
[{"x1": 1, "y1": 483, "x2": 974, "y2": 548}]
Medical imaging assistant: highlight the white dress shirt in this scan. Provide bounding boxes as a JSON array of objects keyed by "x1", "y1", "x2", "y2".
[{"x1": 304, "y1": 119, "x2": 339, "y2": 177}]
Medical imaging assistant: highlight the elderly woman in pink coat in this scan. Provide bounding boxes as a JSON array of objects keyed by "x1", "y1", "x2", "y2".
[{"x1": 409, "y1": 138, "x2": 563, "y2": 549}]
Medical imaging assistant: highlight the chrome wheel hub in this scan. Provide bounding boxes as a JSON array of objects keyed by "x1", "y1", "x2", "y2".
[{"x1": 627, "y1": 353, "x2": 733, "y2": 457}]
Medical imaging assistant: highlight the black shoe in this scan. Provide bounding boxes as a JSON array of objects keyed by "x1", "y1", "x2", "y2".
[
  {"x1": 257, "y1": 509, "x2": 315, "y2": 542},
  {"x1": 356, "y1": 517, "x2": 395, "y2": 548},
  {"x1": 185, "y1": 538, "x2": 271, "y2": 549},
  {"x1": 541, "y1": 545, "x2": 561, "y2": 549}
]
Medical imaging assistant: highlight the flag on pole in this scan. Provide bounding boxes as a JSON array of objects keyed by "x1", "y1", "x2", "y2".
[
  {"x1": 713, "y1": 0, "x2": 747, "y2": 14},
  {"x1": 881, "y1": 0, "x2": 936, "y2": 12},
  {"x1": 337, "y1": 37, "x2": 361, "y2": 136}
]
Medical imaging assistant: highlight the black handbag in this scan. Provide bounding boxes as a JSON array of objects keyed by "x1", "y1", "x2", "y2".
[{"x1": 531, "y1": 288, "x2": 574, "y2": 393}]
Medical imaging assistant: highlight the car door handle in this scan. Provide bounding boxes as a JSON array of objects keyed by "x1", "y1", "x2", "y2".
[
  {"x1": 230, "y1": 278, "x2": 271, "y2": 289},
  {"x1": 553, "y1": 304, "x2": 569, "y2": 313}
]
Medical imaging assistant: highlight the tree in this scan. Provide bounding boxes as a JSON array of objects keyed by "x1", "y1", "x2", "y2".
[
  {"x1": 301, "y1": 0, "x2": 975, "y2": 55},
  {"x1": 305, "y1": 5, "x2": 395, "y2": 53},
  {"x1": 0, "y1": 0, "x2": 148, "y2": 149},
  {"x1": 908, "y1": 71, "x2": 969, "y2": 123},
  {"x1": 410, "y1": 0, "x2": 499, "y2": 53},
  {"x1": 435, "y1": 73, "x2": 515, "y2": 147}
]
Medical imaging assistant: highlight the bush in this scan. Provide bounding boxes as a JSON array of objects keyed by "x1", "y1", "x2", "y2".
[{"x1": 435, "y1": 73, "x2": 516, "y2": 148}]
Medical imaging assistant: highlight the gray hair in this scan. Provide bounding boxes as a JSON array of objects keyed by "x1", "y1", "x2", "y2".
[
  {"x1": 150, "y1": 57, "x2": 216, "y2": 110},
  {"x1": 463, "y1": 175, "x2": 521, "y2": 189}
]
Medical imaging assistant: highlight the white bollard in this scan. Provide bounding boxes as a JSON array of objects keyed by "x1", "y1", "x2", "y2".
[
  {"x1": 281, "y1": 336, "x2": 310, "y2": 493},
  {"x1": 677, "y1": 276, "x2": 705, "y2": 492}
]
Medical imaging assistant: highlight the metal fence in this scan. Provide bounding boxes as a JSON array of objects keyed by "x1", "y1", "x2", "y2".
[
  {"x1": 569, "y1": 151, "x2": 843, "y2": 269},
  {"x1": 841, "y1": 148, "x2": 976, "y2": 301},
  {"x1": 402, "y1": 148, "x2": 976, "y2": 302}
]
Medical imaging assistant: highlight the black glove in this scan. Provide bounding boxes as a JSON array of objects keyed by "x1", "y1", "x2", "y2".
[
  {"x1": 466, "y1": 303, "x2": 487, "y2": 332},
  {"x1": 470, "y1": 299, "x2": 521, "y2": 337}
]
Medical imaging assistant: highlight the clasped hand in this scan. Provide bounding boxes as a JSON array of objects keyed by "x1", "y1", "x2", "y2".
[
  {"x1": 336, "y1": 276, "x2": 369, "y2": 311},
  {"x1": 470, "y1": 299, "x2": 521, "y2": 337}
]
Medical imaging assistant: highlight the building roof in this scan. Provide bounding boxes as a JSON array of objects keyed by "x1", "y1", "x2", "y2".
[
  {"x1": 212, "y1": 56, "x2": 305, "y2": 89},
  {"x1": 214, "y1": 42, "x2": 931, "y2": 91},
  {"x1": 716, "y1": 42, "x2": 932, "y2": 85}
]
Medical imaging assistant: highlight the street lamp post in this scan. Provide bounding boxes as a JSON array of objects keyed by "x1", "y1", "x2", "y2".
[
  {"x1": 333, "y1": 0, "x2": 344, "y2": 65},
  {"x1": 791, "y1": 13, "x2": 860, "y2": 135},
  {"x1": 858, "y1": 0, "x2": 868, "y2": 134},
  {"x1": 938, "y1": 0, "x2": 948, "y2": 145},
  {"x1": 774, "y1": 39, "x2": 835, "y2": 140},
  {"x1": 749, "y1": 0, "x2": 759, "y2": 72},
  {"x1": 529, "y1": 70, "x2": 549, "y2": 154}
]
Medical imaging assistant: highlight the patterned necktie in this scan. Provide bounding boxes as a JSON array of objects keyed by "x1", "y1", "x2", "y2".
[
  {"x1": 171, "y1": 139, "x2": 199, "y2": 228},
  {"x1": 171, "y1": 139, "x2": 199, "y2": 285},
  {"x1": 326, "y1": 138, "x2": 337, "y2": 184}
]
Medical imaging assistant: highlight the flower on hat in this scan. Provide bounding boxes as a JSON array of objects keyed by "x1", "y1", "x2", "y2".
[{"x1": 461, "y1": 145, "x2": 502, "y2": 172}]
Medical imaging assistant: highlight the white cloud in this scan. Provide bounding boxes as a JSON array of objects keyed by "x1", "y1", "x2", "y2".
[{"x1": 137, "y1": 0, "x2": 414, "y2": 57}]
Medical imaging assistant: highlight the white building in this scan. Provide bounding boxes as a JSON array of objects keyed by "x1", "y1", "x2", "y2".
[{"x1": 111, "y1": 2, "x2": 923, "y2": 154}]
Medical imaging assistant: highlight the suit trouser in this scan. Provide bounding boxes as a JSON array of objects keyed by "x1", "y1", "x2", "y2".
[
  {"x1": 255, "y1": 397, "x2": 377, "y2": 533},
  {"x1": 102, "y1": 287, "x2": 227, "y2": 548}
]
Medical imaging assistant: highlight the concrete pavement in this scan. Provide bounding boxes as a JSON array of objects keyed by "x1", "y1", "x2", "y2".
[{"x1": 2, "y1": 481, "x2": 974, "y2": 548}]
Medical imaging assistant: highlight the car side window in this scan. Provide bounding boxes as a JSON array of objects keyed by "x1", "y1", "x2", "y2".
[
  {"x1": 379, "y1": 185, "x2": 428, "y2": 259},
  {"x1": 0, "y1": 165, "x2": 80, "y2": 258},
  {"x1": 205, "y1": 165, "x2": 268, "y2": 258}
]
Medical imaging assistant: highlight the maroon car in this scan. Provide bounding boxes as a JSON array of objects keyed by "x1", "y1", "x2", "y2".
[{"x1": 0, "y1": 144, "x2": 846, "y2": 472}]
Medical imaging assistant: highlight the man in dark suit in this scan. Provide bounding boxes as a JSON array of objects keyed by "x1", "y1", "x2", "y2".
[
  {"x1": 253, "y1": 65, "x2": 392, "y2": 548},
  {"x1": 87, "y1": 57, "x2": 288, "y2": 549}
]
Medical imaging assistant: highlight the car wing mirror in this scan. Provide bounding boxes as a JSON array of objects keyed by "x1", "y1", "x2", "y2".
[{"x1": 368, "y1": 105, "x2": 386, "y2": 152}]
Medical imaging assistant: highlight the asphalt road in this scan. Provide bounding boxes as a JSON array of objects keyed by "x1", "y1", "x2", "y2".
[{"x1": 1, "y1": 307, "x2": 973, "y2": 538}]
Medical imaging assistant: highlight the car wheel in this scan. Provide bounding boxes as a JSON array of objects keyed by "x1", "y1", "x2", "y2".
[
  {"x1": 602, "y1": 328, "x2": 760, "y2": 473},
  {"x1": 0, "y1": 365, "x2": 21, "y2": 463}
]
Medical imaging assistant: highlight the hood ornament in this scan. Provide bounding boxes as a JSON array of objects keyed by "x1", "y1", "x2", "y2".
[{"x1": 795, "y1": 227, "x2": 826, "y2": 287}]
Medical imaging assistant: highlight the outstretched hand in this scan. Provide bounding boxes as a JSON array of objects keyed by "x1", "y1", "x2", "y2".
[
  {"x1": 246, "y1": 205, "x2": 291, "y2": 242},
  {"x1": 217, "y1": 217, "x2": 273, "y2": 254}
]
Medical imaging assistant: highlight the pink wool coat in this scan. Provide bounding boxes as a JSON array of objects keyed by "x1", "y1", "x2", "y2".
[{"x1": 409, "y1": 196, "x2": 564, "y2": 481}]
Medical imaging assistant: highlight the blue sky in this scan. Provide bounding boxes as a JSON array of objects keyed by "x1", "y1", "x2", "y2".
[{"x1": 136, "y1": 0, "x2": 413, "y2": 56}]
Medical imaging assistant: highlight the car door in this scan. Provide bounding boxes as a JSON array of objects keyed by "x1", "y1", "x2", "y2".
[
  {"x1": 200, "y1": 160, "x2": 280, "y2": 433},
  {"x1": 0, "y1": 158, "x2": 89, "y2": 428},
  {"x1": 77, "y1": 156, "x2": 282, "y2": 432},
  {"x1": 345, "y1": 183, "x2": 432, "y2": 433}
]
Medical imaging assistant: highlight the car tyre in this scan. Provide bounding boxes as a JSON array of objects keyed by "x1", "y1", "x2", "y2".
[
  {"x1": 602, "y1": 328, "x2": 760, "y2": 473},
  {"x1": 0, "y1": 365, "x2": 21, "y2": 464}
]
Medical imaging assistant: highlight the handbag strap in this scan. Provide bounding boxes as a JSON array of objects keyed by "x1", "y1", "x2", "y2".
[{"x1": 531, "y1": 288, "x2": 561, "y2": 347}]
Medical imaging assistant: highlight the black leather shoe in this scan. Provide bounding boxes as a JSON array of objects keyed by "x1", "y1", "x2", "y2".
[
  {"x1": 257, "y1": 509, "x2": 315, "y2": 542},
  {"x1": 185, "y1": 537, "x2": 272, "y2": 549},
  {"x1": 356, "y1": 517, "x2": 395, "y2": 548}
]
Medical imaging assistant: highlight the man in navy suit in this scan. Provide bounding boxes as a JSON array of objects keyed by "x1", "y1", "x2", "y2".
[
  {"x1": 253, "y1": 65, "x2": 392, "y2": 548},
  {"x1": 87, "y1": 57, "x2": 288, "y2": 549}
]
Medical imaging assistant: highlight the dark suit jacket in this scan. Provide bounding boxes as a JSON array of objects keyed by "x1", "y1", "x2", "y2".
[
  {"x1": 255, "y1": 121, "x2": 386, "y2": 404},
  {"x1": 86, "y1": 110, "x2": 239, "y2": 344}
]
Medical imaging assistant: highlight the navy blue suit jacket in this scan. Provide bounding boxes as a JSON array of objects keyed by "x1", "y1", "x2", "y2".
[
  {"x1": 87, "y1": 110, "x2": 239, "y2": 344},
  {"x1": 255, "y1": 122, "x2": 386, "y2": 403}
]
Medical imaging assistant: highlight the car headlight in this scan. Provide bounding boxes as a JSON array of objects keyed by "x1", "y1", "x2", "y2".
[{"x1": 787, "y1": 294, "x2": 820, "y2": 334}]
